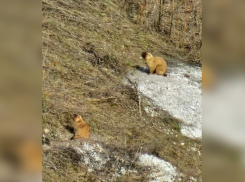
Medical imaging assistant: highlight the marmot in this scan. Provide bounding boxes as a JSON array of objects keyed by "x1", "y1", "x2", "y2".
[
  {"x1": 141, "y1": 52, "x2": 167, "y2": 76},
  {"x1": 18, "y1": 139, "x2": 42, "y2": 174},
  {"x1": 202, "y1": 64, "x2": 215, "y2": 90},
  {"x1": 71, "y1": 114, "x2": 90, "y2": 140}
]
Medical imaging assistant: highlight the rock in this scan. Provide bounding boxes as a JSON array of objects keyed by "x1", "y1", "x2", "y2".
[
  {"x1": 44, "y1": 128, "x2": 49, "y2": 134},
  {"x1": 127, "y1": 60, "x2": 202, "y2": 139}
]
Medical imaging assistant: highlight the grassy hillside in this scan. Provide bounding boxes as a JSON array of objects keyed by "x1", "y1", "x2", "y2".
[{"x1": 42, "y1": 0, "x2": 202, "y2": 181}]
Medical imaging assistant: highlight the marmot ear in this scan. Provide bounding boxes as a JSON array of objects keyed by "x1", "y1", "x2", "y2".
[
  {"x1": 141, "y1": 52, "x2": 147, "y2": 59},
  {"x1": 73, "y1": 114, "x2": 78, "y2": 117}
]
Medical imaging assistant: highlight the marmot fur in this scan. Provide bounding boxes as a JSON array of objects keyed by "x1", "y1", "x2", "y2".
[
  {"x1": 202, "y1": 64, "x2": 215, "y2": 90},
  {"x1": 71, "y1": 114, "x2": 90, "y2": 140},
  {"x1": 141, "y1": 52, "x2": 167, "y2": 76}
]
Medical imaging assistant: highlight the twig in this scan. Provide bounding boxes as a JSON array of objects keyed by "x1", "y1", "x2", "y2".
[
  {"x1": 86, "y1": 97, "x2": 116, "y2": 102},
  {"x1": 125, "y1": 76, "x2": 142, "y2": 119},
  {"x1": 138, "y1": 92, "x2": 142, "y2": 119}
]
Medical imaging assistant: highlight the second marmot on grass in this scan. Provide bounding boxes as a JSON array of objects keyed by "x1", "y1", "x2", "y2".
[
  {"x1": 141, "y1": 52, "x2": 167, "y2": 76},
  {"x1": 71, "y1": 114, "x2": 90, "y2": 140}
]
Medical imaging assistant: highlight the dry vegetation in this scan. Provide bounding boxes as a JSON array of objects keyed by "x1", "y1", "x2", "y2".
[
  {"x1": 123, "y1": 0, "x2": 202, "y2": 63},
  {"x1": 42, "y1": 0, "x2": 202, "y2": 181}
]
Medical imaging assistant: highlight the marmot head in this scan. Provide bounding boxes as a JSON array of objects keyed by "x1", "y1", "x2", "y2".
[
  {"x1": 72, "y1": 114, "x2": 82, "y2": 122},
  {"x1": 141, "y1": 52, "x2": 153, "y2": 60}
]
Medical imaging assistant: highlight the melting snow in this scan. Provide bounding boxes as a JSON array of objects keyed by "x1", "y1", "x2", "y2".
[
  {"x1": 73, "y1": 143, "x2": 179, "y2": 181},
  {"x1": 138, "y1": 154, "x2": 177, "y2": 182},
  {"x1": 74, "y1": 142, "x2": 107, "y2": 172},
  {"x1": 127, "y1": 62, "x2": 202, "y2": 139}
]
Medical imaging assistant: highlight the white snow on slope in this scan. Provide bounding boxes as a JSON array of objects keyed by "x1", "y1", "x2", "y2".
[
  {"x1": 127, "y1": 62, "x2": 202, "y2": 139},
  {"x1": 138, "y1": 154, "x2": 177, "y2": 182}
]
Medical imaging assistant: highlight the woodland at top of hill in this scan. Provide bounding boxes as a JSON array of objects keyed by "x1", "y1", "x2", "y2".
[
  {"x1": 123, "y1": 0, "x2": 202, "y2": 64},
  {"x1": 42, "y1": 0, "x2": 202, "y2": 65}
]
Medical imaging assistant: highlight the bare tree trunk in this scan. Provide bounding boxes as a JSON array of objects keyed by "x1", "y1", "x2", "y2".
[
  {"x1": 157, "y1": 0, "x2": 163, "y2": 32},
  {"x1": 137, "y1": 0, "x2": 147, "y2": 24},
  {"x1": 169, "y1": 0, "x2": 174, "y2": 37}
]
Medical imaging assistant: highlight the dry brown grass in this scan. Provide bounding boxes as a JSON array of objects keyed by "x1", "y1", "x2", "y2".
[
  {"x1": 42, "y1": 0, "x2": 202, "y2": 181},
  {"x1": 123, "y1": 0, "x2": 202, "y2": 64}
]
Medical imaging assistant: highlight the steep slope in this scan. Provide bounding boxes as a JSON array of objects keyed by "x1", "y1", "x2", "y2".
[{"x1": 42, "y1": 0, "x2": 202, "y2": 181}]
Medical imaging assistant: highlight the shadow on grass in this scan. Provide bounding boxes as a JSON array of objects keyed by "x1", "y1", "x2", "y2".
[
  {"x1": 132, "y1": 65, "x2": 168, "y2": 76},
  {"x1": 65, "y1": 125, "x2": 74, "y2": 134},
  {"x1": 132, "y1": 65, "x2": 148, "y2": 74}
]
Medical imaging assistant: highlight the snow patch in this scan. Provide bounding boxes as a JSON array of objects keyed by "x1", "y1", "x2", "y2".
[
  {"x1": 74, "y1": 142, "x2": 108, "y2": 172},
  {"x1": 73, "y1": 143, "x2": 180, "y2": 181},
  {"x1": 138, "y1": 154, "x2": 177, "y2": 182},
  {"x1": 127, "y1": 62, "x2": 202, "y2": 139}
]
